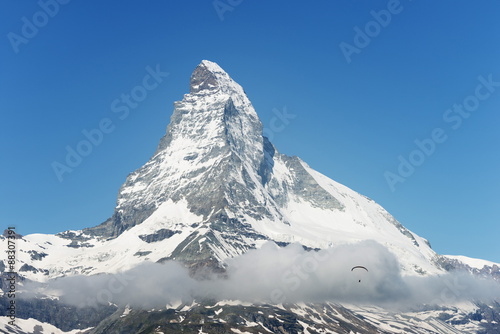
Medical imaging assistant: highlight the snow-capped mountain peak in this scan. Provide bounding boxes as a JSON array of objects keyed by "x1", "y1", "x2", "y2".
[
  {"x1": 3, "y1": 60, "x2": 452, "y2": 280},
  {"x1": 190, "y1": 60, "x2": 245, "y2": 96},
  {"x1": 85, "y1": 60, "x2": 265, "y2": 241}
]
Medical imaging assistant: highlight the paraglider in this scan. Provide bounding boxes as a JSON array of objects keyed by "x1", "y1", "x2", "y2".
[{"x1": 351, "y1": 266, "x2": 368, "y2": 282}]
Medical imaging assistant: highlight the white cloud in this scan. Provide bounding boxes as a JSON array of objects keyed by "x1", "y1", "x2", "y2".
[{"x1": 22, "y1": 240, "x2": 500, "y2": 309}]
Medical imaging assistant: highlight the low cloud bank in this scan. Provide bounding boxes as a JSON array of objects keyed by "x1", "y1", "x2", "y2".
[{"x1": 22, "y1": 241, "x2": 500, "y2": 308}]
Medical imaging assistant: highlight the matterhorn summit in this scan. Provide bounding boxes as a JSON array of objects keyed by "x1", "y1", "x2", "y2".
[
  {"x1": 9, "y1": 60, "x2": 440, "y2": 279},
  {"x1": 86, "y1": 60, "x2": 268, "y2": 241},
  {"x1": 81, "y1": 59, "x2": 437, "y2": 276}
]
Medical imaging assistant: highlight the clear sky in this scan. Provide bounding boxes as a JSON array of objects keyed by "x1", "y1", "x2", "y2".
[{"x1": 2, "y1": 1, "x2": 499, "y2": 262}]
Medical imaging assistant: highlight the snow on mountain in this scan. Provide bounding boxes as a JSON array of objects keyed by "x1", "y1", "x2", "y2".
[
  {"x1": 0, "y1": 317, "x2": 89, "y2": 334},
  {"x1": 444, "y1": 255, "x2": 499, "y2": 270},
  {"x1": 1, "y1": 60, "x2": 445, "y2": 282},
  {"x1": 438, "y1": 254, "x2": 500, "y2": 281}
]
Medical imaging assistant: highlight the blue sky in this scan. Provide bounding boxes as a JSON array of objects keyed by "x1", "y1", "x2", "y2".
[{"x1": 2, "y1": 1, "x2": 499, "y2": 262}]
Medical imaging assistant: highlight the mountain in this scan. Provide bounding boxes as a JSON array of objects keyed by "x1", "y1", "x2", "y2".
[
  {"x1": 8, "y1": 60, "x2": 439, "y2": 279},
  {"x1": 1, "y1": 60, "x2": 499, "y2": 333}
]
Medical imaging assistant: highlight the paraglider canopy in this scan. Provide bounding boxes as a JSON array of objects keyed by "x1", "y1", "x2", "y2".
[
  {"x1": 351, "y1": 266, "x2": 368, "y2": 272},
  {"x1": 351, "y1": 266, "x2": 368, "y2": 282}
]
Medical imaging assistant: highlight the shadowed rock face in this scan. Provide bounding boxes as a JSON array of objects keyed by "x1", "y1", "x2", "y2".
[
  {"x1": 0, "y1": 297, "x2": 117, "y2": 332},
  {"x1": 82, "y1": 301, "x2": 500, "y2": 334},
  {"x1": 437, "y1": 255, "x2": 500, "y2": 280},
  {"x1": 87, "y1": 302, "x2": 382, "y2": 334},
  {"x1": 190, "y1": 62, "x2": 220, "y2": 93}
]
